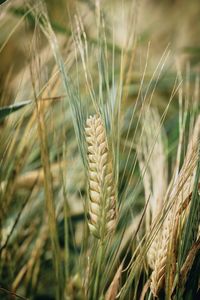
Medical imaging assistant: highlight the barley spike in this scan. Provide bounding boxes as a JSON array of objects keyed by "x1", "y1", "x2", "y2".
[{"x1": 85, "y1": 114, "x2": 117, "y2": 239}]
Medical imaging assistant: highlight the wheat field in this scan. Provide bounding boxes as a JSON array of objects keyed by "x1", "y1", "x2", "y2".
[{"x1": 0, "y1": 0, "x2": 200, "y2": 299}]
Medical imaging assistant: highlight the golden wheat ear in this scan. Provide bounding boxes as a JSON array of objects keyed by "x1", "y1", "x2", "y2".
[
  {"x1": 85, "y1": 114, "x2": 117, "y2": 240},
  {"x1": 150, "y1": 115, "x2": 200, "y2": 297}
]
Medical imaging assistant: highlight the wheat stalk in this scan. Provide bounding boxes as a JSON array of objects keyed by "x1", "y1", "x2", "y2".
[{"x1": 85, "y1": 114, "x2": 117, "y2": 240}]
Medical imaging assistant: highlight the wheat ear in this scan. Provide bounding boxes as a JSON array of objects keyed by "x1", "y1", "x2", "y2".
[
  {"x1": 150, "y1": 151, "x2": 199, "y2": 297},
  {"x1": 150, "y1": 116, "x2": 200, "y2": 297},
  {"x1": 85, "y1": 114, "x2": 117, "y2": 239}
]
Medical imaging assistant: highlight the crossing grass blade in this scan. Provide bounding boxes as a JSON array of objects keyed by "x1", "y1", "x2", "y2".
[{"x1": 0, "y1": 100, "x2": 31, "y2": 121}]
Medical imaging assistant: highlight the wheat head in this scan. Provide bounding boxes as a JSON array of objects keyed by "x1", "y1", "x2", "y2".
[
  {"x1": 85, "y1": 114, "x2": 117, "y2": 239},
  {"x1": 150, "y1": 116, "x2": 200, "y2": 297}
]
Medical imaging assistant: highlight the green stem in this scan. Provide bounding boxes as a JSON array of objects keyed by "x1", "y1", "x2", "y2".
[
  {"x1": 93, "y1": 241, "x2": 104, "y2": 299},
  {"x1": 147, "y1": 291, "x2": 153, "y2": 300}
]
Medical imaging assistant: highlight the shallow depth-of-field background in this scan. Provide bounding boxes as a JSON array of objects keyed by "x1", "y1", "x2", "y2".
[{"x1": 0, "y1": 0, "x2": 200, "y2": 299}]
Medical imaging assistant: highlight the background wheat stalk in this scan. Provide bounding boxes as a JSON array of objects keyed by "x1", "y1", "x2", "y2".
[{"x1": 85, "y1": 114, "x2": 117, "y2": 240}]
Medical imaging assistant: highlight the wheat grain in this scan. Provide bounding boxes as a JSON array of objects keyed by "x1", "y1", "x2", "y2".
[{"x1": 85, "y1": 114, "x2": 117, "y2": 239}]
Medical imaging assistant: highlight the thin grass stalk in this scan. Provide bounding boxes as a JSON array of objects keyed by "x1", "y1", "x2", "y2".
[
  {"x1": 105, "y1": 262, "x2": 123, "y2": 300},
  {"x1": 35, "y1": 99, "x2": 64, "y2": 300},
  {"x1": 93, "y1": 241, "x2": 104, "y2": 299},
  {"x1": 37, "y1": 8, "x2": 88, "y2": 168}
]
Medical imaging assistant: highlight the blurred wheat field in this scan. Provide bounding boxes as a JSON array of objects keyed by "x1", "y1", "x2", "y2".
[{"x1": 0, "y1": 0, "x2": 200, "y2": 300}]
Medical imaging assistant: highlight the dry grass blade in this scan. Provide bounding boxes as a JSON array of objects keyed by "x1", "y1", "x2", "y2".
[
  {"x1": 85, "y1": 114, "x2": 117, "y2": 240},
  {"x1": 105, "y1": 263, "x2": 123, "y2": 300},
  {"x1": 36, "y1": 99, "x2": 64, "y2": 299},
  {"x1": 0, "y1": 287, "x2": 28, "y2": 300},
  {"x1": 12, "y1": 224, "x2": 48, "y2": 291},
  {"x1": 140, "y1": 280, "x2": 151, "y2": 300},
  {"x1": 0, "y1": 161, "x2": 65, "y2": 191},
  {"x1": 180, "y1": 236, "x2": 200, "y2": 288}
]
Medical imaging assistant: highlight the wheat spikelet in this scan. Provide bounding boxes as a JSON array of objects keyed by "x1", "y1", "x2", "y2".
[
  {"x1": 150, "y1": 209, "x2": 173, "y2": 297},
  {"x1": 147, "y1": 233, "x2": 162, "y2": 270},
  {"x1": 85, "y1": 114, "x2": 116, "y2": 239}
]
